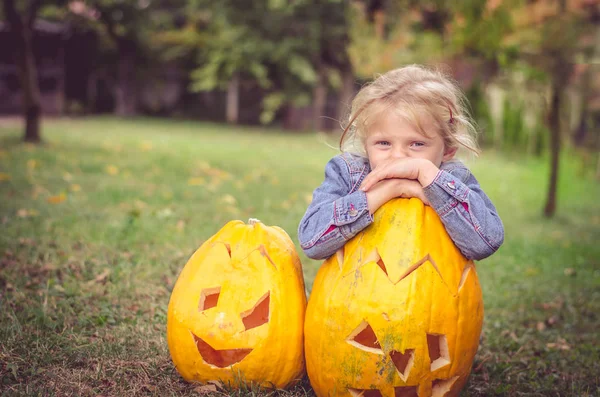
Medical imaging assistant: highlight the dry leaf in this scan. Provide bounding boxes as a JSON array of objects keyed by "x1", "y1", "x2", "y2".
[
  {"x1": 17, "y1": 209, "x2": 38, "y2": 217},
  {"x1": 176, "y1": 220, "x2": 186, "y2": 231},
  {"x1": 47, "y1": 193, "x2": 67, "y2": 204},
  {"x1": 193, "y1": 384, "x2": 218, "y2": 395},
  {"x1": 536, "y1": 321, "x2": 546, "y2": 331},
  {"x1": 547, "y1": 338, "x2": 571, "y2": 350},
  {"x1": 94, "y1": 269, "x2": 111, "y2": 283},
  {"x1": 563, "y1": 267, "x2": 576, "y2": 276},
  {"x1": 27, "y1": 159, "x2": 37, "y2": 170},
  {"x1": 206, "y1": 380, "x2": 223, "y2": 389},
  {"x1": 0, "y1": 172, "x2": 11, "y2": 181},
  {"x1": 70, "y1": 184, "x2": 81, "y2": 192}
]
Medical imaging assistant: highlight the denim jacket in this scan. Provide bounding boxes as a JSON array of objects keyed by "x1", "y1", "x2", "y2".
[{"x1": 298, "y1": 153, "x2": 504, "y2": 261}]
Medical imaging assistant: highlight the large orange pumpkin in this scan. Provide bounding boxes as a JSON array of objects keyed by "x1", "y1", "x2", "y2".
[
  {"x1": 167, "y1": 219, "x2": 307, "y2": 388},
  {"x1": 304, "y1": 199, "x2": 484, "y2": 397}
]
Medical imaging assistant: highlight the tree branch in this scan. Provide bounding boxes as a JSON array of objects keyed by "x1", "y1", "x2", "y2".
[{"x1": 26, "y1": 0, "x2": 44, "y2": 28}]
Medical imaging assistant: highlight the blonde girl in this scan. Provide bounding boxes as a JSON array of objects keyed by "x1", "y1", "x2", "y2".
[{"x1": 298, "y1": 65, "x2": 504, "y2": 260}]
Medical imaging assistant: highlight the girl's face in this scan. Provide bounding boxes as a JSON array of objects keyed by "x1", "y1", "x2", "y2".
[{"x1": 364, "y1": 111, "x2": 456, "y2": 170}]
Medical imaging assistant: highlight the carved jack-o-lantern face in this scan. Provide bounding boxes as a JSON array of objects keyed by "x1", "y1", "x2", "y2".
[
  {"x1": 167, "y1": 220, "x2": 307, "y2": 388},
  {"x1": 305, "y1": 199, "x2": 484, "y2": 397}
]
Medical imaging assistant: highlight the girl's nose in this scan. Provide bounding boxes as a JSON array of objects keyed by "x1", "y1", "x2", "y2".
[{"x1": 392, "y1": 147, "x2": 407, "y2": 159}]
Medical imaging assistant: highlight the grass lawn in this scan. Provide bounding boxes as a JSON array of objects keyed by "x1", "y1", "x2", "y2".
[{"x1": 0, "y1": 117, "x2": 598, "y2": 396}]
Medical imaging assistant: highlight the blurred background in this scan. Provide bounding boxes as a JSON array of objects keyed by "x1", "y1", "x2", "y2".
[
  {"x1": 1, "y1": 1, "x2": 599, "y2": 396},
  {"x1": 2, "y1": 1, "x2": 599, "y2": 161}
]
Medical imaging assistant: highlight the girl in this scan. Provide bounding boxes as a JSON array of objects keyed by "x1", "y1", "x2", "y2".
[{"x1": 298, "y1": 65, "x2": 504, "y2": 261}]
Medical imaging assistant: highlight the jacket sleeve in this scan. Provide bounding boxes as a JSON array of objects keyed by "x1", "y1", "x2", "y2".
[
  {"x1": 423, "y1": 166, "x2": 504, "y2": 261},
  {"x1": 298, "y1": 156, "x2": 373, "y2": 260}
]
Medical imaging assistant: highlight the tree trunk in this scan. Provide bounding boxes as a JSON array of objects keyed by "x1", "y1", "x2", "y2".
[
  {"x1": 114, "y1": 48, "x2": 137, "y2": 116},
  {"x1": 312, "y1": 64, "x2": 327, "y2": 131},
  {"x1": 226, "y1": 72, "x2": 239, "y2": 124},
  {"x1": 543, "y1": 82, "x2": 561, "y2": 218},
  {"x1": 337, "y1": 65, "x2": 355, "y2": 128},
  {"x1": 3, "y1": 0, "x2": 42, "y2": 143}
]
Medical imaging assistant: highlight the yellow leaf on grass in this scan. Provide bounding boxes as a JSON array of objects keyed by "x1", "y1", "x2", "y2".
[
  {"x1": 221, "y1": 194, "x2": 237, "y2": 205},
  {"x1": 105, "y1": 165, "x2": 119, "y2": 175},
  {"x1": 62, "y1": 172, "x2": 73, "y2": 182},
  {"x1": 187, "y1": 177, "x2": 205, "y2": 186},
  {"x1": 70, "y1": 184, "x2": 81, "y2": 192},
  {"x1": 140, "y1": 141, "x2": 153, "y2": 151},
  {"x1": 27, "y1": 159, "x2": 37, "y2": 170},
  {"x1": 47, "y1": 193, "x2": 67, "y2": 204},
  {"x1": 17, "y1": 209, "x2": 39, "y2": 217},
  {"x1": 0, "y1": 172, "x2": 11, "y2": 181}
]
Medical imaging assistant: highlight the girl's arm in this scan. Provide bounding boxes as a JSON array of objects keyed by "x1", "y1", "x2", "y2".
[
  {"x1": 298, "y1": 156, "x2": 373, "y2": 260},
  {"x1": 423, "y1": 165, "x2": 505, "y2": 260}
]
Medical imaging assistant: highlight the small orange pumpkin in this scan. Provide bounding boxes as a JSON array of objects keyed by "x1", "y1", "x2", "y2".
[
  {"x1": 305, "y1": 199, "x2": 484, "y2": 397},
  {"x1": 167, "y1": 219, "x2": 307, "y2": 388}
]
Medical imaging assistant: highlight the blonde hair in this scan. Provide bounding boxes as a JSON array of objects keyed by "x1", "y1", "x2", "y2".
[{"x1": 340, "y1": 65, "x2": 480, "y2": 157}]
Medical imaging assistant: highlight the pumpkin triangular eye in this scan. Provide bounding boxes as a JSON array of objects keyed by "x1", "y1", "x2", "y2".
[
  {"x1": 346, "y1": 320, "x2": 382, "y2": 354},
  {"x1": 427, "y1": 333, "x2": 450, "y2": 371},
  {"x1": 390, "y1": 348, "x2": 415, "y2": 382},
  {"x1": 241, "y1": 291, "x2": 270, "y2": 331},
  {"x1": 199, "y1": 287, "x2": 221, "y2": 311}
]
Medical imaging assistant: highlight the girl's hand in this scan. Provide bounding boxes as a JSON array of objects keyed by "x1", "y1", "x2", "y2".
[
  {"x1": 365, "y1": 178, "x2": 430, "y2": 215},
  {"x1": 361, "y1": 158, "x2": 439, "y2": 191}
]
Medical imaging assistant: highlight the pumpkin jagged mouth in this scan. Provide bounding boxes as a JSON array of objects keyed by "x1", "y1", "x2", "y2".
[{"x1": 192, "y1": 333, "x2": 252, "y2": 368}]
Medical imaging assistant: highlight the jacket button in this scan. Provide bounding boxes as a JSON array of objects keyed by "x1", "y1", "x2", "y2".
[
  {"x1": 348, "y1": 208, "x2": 358, "y2": 217},
  {"x1": 447, "y1": 181, "x2": 456, "y2": 190}
]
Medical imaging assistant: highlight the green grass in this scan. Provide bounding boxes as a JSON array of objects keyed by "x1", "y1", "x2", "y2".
[{"x1": 0, "y1": 117, "x2": 598, "y2": 396}]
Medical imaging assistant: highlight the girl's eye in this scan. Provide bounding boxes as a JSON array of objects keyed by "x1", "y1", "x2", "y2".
[
  {"x1": 375, "y1": 141, "x2": 391, "y2": 146},
  {"x1": 411, "y1": 141, "x2": 426, "y2": 148}
]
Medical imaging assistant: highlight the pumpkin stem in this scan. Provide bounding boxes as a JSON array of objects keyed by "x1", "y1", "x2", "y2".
[{"x1": 248, "y1": 218, "x2": 261, "y2": 225}]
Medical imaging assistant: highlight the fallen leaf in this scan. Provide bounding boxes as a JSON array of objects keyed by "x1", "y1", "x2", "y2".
[
  {"x1": 536, "y1": 322, "x2": 546, "y2": 331},
  {"x1": 547, "y1": 340, "x2": 571, "y2": 350},
  {"x1": 70, "y1": 184, "x2": 81, "y2": 192},
  {"x1": 188, "y1": 177, "x2": 206, "y2": 186},
  {"x1": 207, "y1": 380, "x2": 223, "y2": 389},
  {"x1": 47, "y1": 193, "x2": 67, "y2": 204},
  {"x1": 176, "y1": 220, "x2": 186, "y2": 231},
  {"x1": 563, "y1": 267, "x2": 576, "y2": 276},
  {"x1": 27, "y1": 159, "x2": 37, "y2": 170},
  {"x1": 62, "y1": 172, "x2": 73, "y2": 182},
  {"x1": 94, "y1": 269, "x2": 111, "y2": 284},
  {"x1": 193, "y1": 384, "x2": 217, "y2": 395},
  {"x1": 221, "y1": 194, "x2": 237, "y2": 205},
  {"x1": 0, "y1": 172, "x2": 11, "y2": 181},
  {"x1": 105, "y1": 165, "x2": 119, "y2": 175},
  {"x1": 140, "y1": 141, "x2": 153, "y2": 151},
  {"x1": 17, "y1": 209, "x2": 38, "y2": 217}
]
